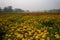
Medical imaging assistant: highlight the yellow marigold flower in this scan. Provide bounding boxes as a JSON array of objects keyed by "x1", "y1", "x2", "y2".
[
  {"x1": 41, "y1": 34, "x2": 46, "y2": 38},
  {"x1": 44, "y1": 30, "x2": 47, "y2": 33},
  {"x1": 46, "y1": 32, "x2": 49, "y2": 34},
  {"x1": 10, "y1": 32, "x2": 13, "y2": 35},
  {"x1": 22, "y1": 38, "x2": 25, "y2": 40},
  {"x1": 17, "y1": 28, "x2": 20, "y2": 31},
  {"x1": 37, "y1": 30, "x2": 41, "y2": 33},
  {"x1": 40, "y1": 38, "x2": 45, "y2": 40},
  {"x1": 55, "y1": 32, "x2": 58, "y2": 34},
  {"x1": 11, "y1": 28, "x2": 14, "y2": 31},
  {"x1": 8, "y1": 34, "x2": 11, "y2": 37},
  {"x1": 54, "y1": 34, "x2": 60, "y2": 38},
  {"x1": 34, "y1": 21, "x2": 38, "y2": 24},
  {"x1": 15, "y1": 32, "x2": 23, "y2": 38},
  {"x1": 47, "y1": 37, "x2": 50, "y2": 40},
  {"x1": 14, "y1": 32, "x2": 18, "y2": 35},
  {"x1": 39, "y1": 32, "x2": 44, "y2": 36},
  {"x1": 0, "y1": 23, "x2": 2, "y2": 25},
  {"x1": 35, "y1": 35, "x2": 39, "y2": 38},
  {"x1": 8, "y1": 38, "x2": 11, "y2": 40},
  {"x1": 31, "y1": 30, "x2": 35, "y2": 33},
  {"x1": 16, "y1": 34, "x2": 21, "y2": 38},
  {"x1": 43, "y1": 27, "x2": 47, "y2": 30},
  {"x1": 29, "y1": 32, "x2": 32, "y2": 35},
  {"x1": 6, "y1": 34, "x2": 9, "y2": 37}
]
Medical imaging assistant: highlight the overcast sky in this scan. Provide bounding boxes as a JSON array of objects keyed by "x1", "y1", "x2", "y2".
[{"x1": 0, "y1": 0, "x2": 60, "y2": 11}]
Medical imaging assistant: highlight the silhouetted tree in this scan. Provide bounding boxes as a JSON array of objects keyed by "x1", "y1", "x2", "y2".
[
  {"x1": 3, "y1": 7, "x2": 8, "y2": 12},
  {"x1": 49, "y1": 9, "x2": 60, "y2": 12},
  {"x1": 14, "y1": 8, "x2": 24, "y2": 12},
  {"x1": 7, "y1": 6, "x2": 13, "y2": 12},
  {"x1": 3, "y1": 6, "x2": 13, "y2": 12},
  {"x1": 0, "y1": 8, "x2": 2, "y2": 12},
  {"x1": 0, "y1": 6, "x2": 25, "y2": 13}
]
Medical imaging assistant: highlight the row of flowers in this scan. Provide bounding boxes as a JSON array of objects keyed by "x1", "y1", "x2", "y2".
[{"x1": 0, "y1": 14, "x2": 60, "y2": 40}]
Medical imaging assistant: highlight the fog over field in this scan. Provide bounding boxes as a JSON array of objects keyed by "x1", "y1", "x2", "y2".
[{"x1": 0, "y1": 0, "x2": 60, "y2": 12}]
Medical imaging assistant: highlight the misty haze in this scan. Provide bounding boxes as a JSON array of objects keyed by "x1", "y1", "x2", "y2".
[
  {"x1": 0, "y1": 0, "x2": 60, "y2": 12},
  {"x1": 0, "y1": 0, "x2": 60, "y2": 40}
]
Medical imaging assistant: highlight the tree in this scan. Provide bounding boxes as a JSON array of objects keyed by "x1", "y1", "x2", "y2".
[
  {"x1": 7, "y1": 6, "x2": 13, "y2": 12},
  {"x1": 1, "y1": 6, "x2": 25, "y2": 13},
  {"x1": 3, "y1": 6, "x2": 13, "y2": 12},
  {"x1": 14, "y1": 8, "x2": 24, "y2": 12},
  {"x1": 0, "y1": 8, "x2": 2, "y2": 12},
  {"x1": 3, "y1": 7, "x2": 8, "y2": 12}
]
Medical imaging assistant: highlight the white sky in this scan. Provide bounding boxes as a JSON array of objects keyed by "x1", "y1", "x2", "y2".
[{"x1": 0, "y1": 0, "x2": 60, "y2": 11}]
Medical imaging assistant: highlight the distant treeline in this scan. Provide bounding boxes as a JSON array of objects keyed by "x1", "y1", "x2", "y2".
[
  {"x1": 0, "y1": 6, "x2": 29, "y2": 13},
  {"x1": 48, "y1": 9, "x2": 60, "y2": 12}
]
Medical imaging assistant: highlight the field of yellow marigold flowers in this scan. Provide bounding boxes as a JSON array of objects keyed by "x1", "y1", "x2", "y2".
[{"x1": 0, "y1": 13, "x2": 60, "y2": 40}]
